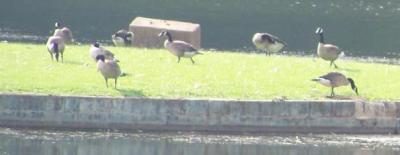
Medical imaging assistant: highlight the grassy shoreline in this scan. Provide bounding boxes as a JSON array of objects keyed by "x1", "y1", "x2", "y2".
[{"x1": 0, "y1": 42, "x2": 399, "y2": 100}]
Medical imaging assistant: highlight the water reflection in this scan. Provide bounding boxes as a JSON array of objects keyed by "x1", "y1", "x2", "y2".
[{"x1": 0, "y1": 128, "x2": 399, "y2": 155}]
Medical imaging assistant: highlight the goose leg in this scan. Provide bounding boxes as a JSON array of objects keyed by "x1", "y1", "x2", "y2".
[
  {"x1": 61, "y1": 52, "x2": 64, "y2": 62},
  {"x1": 331, "y1": 87, "x2": 335, "y2": 97},
  {"x1": 104, "y1": 78, "x2": 108, "y2": 88},
  {"x1": 49, "y1": 53, "x2": 53, "y2": 61},
  {"x1": 333, "y1": 61, "x2": 338, "y2": 68},
  {"x1": 190, "y1": 58, "x2": 195, "y2": 64},
  {"x1": 114, "y1": 78, "x2": 118, "y2": 89},
  {"x1": 177, "y1": 57, "x2": 181, "y2": 63},
  {"x1": 330, "y1": 61, "x2": 338, "y2": 68}
]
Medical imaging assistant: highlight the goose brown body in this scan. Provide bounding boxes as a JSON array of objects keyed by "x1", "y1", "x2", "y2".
[
  {"x1": 46, "y1": 36, "x2": 65, "y2": 62},
  {"x1": 53, "y1": 22, "x2": 73, "y2": 44},
  {"x1": 90, "y1": 42, "x2": 115, "y2": 61},
  {"x1": 312, "y1": 72, "x2": 358, "y2": 96},
  {"x1": 96, "y1": 55, "x2": 121, "y2": 88},
  {"x1": 158, "y1": 31, "x2": 202, "y2": 64},
  {"x1": 317, "y1": 43, "x2": 341, "y2": 61},
  {"x1": 315, "y1": 27, "x2": 342, "y2": 68}
]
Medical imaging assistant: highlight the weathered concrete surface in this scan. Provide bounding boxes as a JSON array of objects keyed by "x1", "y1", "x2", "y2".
[
  {"x1": 0, "y1": 94, "x2": 398, "y2": 134},
  {"x1": 129, "y1": 17, "x2": 201, "y2": 49}
]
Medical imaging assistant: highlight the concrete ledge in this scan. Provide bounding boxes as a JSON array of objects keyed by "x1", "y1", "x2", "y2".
[{"x1": 0, "y1": 94, "x2": 398, "y2": 134}]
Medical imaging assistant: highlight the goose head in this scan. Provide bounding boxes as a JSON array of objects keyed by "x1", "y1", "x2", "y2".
[
  {"x1": 92, "y1": 41, "x2": 100, "y2": 48},
  {"x1": 96, "y1": 55, "x2": 105, "y2": 62},
  {"x1": 55, "y1": 22, "x2": 62, "y2": 29},
  {"x1": 158, "y1": 31, "x2": 170, "y2": 37},
  {"x1": 315, "y1": 27, "x2": 324, "y2": 35},
  {"x1": 158, "y1": 30, "x2": 172, "y2": 42}
]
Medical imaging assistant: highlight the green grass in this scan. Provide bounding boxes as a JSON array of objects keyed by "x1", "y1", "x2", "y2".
[{"x1": 0, "y1": 42, "x2": 399, "y2": 100}]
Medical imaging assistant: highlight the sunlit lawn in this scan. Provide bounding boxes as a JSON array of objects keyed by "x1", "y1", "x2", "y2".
[{"x1": 0, "y1": 42, "x2": 399, "y2": 100}]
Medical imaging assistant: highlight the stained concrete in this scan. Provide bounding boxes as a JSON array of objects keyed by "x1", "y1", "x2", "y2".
[{"x1": 0, "y1": 94, "x2": 398, "y2": 134}]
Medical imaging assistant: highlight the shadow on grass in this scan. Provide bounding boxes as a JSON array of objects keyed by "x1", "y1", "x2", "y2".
[
  {"x1": 326, "y1": 95, "x2": 363, "y2": 100},
  {"x1": 336, "y1": 67, "x2": 361, "y2": 73},
  {"x1": 63, "y1": 60, "x2": 84, "y2": 66},
  {"x1": 116, "y1": 88, "x2": 145, "y2": 97}
]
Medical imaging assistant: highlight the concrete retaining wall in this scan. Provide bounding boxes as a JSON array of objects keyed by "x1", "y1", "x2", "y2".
[{"x1": 0, "y1": 94, "x2": 398, "y2": 134}]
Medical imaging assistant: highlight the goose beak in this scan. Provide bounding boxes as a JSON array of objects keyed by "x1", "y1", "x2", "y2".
[{"x1": 158, "y1": 32, "x2": 163, "y2": 37}]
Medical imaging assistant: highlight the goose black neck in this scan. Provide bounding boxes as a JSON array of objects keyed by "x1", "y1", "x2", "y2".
[
  {"x1": 347, "y1": 78, "x2": 358, "y2": 94},
  {"x1": 166, "y1": 32, "x2": 173, "y2": 42},
  {"x1": 318, "y1": 33, "x2": 324, "y2": 43}
]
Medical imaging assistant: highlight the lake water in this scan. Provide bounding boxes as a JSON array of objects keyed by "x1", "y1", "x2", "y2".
[
  {"x1": 0, "y1": 128, "x2": 399, "y2": 155},
  {"x1": 1, "y1": 0, "x2": 400, "y2": 57}
]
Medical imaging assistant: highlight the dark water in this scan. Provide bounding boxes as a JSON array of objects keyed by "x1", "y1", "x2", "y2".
[
  {"x1": 1, "y1": 0, "x2": 400, "y2": 57},
  {"x1": 0, "y1": 128, "x2": 399, "y2": 155}
]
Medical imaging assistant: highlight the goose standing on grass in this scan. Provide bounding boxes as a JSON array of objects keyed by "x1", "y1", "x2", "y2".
[
  {"x1": 90, "y1": 42, "x2": 115, "y2": 62},
  {"x1": 315, "y1": 27, "x2": 342, "y2": 68},
  {"x1": 53, "y1": 22, "x2": 74, "y2": 44},
  {"x1": 96, "y1": 55, "x2": 121, "y2": 88},
  {"x1": 252, "y1": 33, "x2": 287, "y2": 55},
  {"x1": 312, "y1": 72, "x2": 358, "y2": 97},
  {"x1": 112, "y1": 29, "x2": 134, "y2": 46},
  {"x1": 46, "y1": 36, "x2": 65, "y2": 62},
  {"x1": 158, "y1": 31, "x2": 202, "y2": 64}
]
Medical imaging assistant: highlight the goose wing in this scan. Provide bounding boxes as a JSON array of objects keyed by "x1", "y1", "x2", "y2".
[
  {"x1": 259, "y1": 33, "x2": 287, "y2": 46},
  {"x1": 171, "y1": 40, "x2": 198, "y2": 52},
  {"x1": 320, "y1": 72, "x2": 347, "y2": 86},
  {"x1": 323, "y1": 44, "x2": 341, "y2": 54}
]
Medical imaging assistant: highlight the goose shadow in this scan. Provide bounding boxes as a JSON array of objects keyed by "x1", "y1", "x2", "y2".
[
  {"x1": 62, "y1": 60, "x2": 85, "y2": 66},
  {"x1": 116, "y1": 88, "x2": 145, "y2": 97},
  {"x1": 325, "y1": 95, "x2": 364, "y2": 100},
  {"x1": 336, "y1": 67, "x2": 361, "y2": 73}
]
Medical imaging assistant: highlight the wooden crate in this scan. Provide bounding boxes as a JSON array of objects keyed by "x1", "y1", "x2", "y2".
[{"x1": 129, "y1": 17, "x2": 201, "y2": 49}]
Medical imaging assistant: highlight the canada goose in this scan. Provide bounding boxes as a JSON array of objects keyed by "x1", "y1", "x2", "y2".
[
  {"x1": 312, "y1": 72, "x2": 358, "y2": 97},
  {"x1": 111, "y1": 29, "x2": 134, "y2": 46},
  {"x1": 315, "y1": 27, "x2": 342, "y2": 68},
  {"x1": 96, "y1": 55, "x2": 121, "y2": 88},
  {"x1": 46, "y1": 36, "x2": 65, "y2": 62},
  {"x1": 252, "y1": 33, "x2": 287, "y2": 55},
  {"x1": 90, "y1": 42, "x2": 115, "y2": 62},
  {"x1": 158, "y1": 31, "x2": 202, "y2": 64},
  {"x1": 53, "y1": 22, "x2": 74, "y2": 44}
]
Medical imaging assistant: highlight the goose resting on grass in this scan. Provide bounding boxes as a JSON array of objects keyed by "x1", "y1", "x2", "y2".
[
  {"x1": 252, "y1": 33, "x2": 287, "y2": 55},
  {"x1": 112, "y1": 29, "x2": 134, "y2": 46}
]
